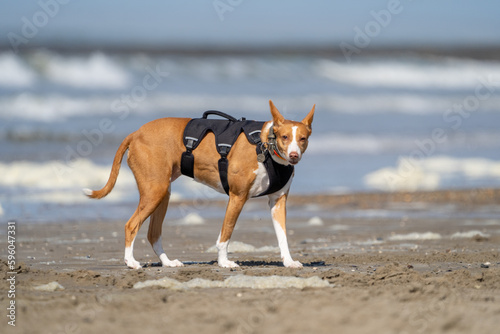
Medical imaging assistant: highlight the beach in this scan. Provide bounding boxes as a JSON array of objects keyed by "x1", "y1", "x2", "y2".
[
  {"x1": 2, "y1": 190, "x2": 499, "y2": 334},
  {"x1": 2, "y1": 3, "x2": 500, "y2": 333},
  {"x1": 2, "y1": 49, "x2": 500, "y2": 334}
]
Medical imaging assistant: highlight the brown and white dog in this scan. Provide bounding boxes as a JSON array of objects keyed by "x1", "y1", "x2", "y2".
[{"x1": 84, "y1": 100, "x2": 315, "y2": 269}]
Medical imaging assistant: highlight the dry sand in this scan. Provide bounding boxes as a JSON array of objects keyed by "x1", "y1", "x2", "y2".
[{"x1": 1, "y1": 190, "x2": 500, "y2": 334}]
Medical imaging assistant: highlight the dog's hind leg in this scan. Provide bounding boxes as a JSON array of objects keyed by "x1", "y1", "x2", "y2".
[
  {"x1": 147, "y1": 184, "x2": 184, "y2": 267},
  {"x1": 216, "y1": 194, "x2": 247, "y2": 268},
  {"x1": 124, "y1": 184, "x2": 168, "y2": 269}
]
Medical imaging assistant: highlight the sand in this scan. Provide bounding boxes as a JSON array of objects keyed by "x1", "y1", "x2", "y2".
[{"x1": 1, "y1": 190, "x2": 500, "y2": 334}]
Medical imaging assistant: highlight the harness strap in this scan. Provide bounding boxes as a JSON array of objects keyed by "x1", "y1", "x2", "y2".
[
  {"x1": 180, "y1": 151, "x2": 195, "y2": 178},
  {"x1": 255, "y1": 145, "x2": 294, "y2": 197},
  {"x1": 218, "y1": 157, "x2": 230, "y2": 194}
]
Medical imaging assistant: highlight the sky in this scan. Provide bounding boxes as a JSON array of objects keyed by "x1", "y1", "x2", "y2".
[{"x1": 1, "y1": 0, "x2": 500, "y2": 50}]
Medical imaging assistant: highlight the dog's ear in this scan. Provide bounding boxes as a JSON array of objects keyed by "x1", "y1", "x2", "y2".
[
  {"x1": 301, "y1": 104, "x2": 315, "y2": 130},
  {"x1": 269, "y1": 100, "x2": 284, "y2": 126}
]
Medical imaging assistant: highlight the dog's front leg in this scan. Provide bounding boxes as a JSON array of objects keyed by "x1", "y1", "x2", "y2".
[
  {"x1": 269, "y1": 193, "x2": 303, "y2": 268},
  {"x1": 216, "y1": 194, "x2": 247, "y2": 268}
]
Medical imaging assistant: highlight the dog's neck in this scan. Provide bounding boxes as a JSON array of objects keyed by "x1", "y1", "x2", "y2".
[{"x1": 262, "y1": 122, "x2": 290, "y2": 166}]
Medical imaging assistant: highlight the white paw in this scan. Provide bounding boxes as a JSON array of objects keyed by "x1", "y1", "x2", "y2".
[
  {"x1": 162, "y1": 259, "x2": 184, "y2": 267},
  {"x1": 284, "y1": 259, "x2": 303, "y2": 268},
  {"x1": 218, "y1": 259, "x2": 240, "y2": 268},
  {"x1": 125, "y1": 259, "x2": 142, "y2": 269}
]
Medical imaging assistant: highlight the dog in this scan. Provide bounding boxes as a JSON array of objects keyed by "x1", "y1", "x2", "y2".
[{"x1": 84, "y1": 100, "x2": 315, "y2": 269}]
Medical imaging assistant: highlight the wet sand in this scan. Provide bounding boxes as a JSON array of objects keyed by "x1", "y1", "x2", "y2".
[{"x1": 2, "y1": 190, "x2": 500, "y2": 334}]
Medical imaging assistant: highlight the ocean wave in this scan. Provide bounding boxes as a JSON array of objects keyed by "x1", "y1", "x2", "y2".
[
  {"x1": 307, "y1": 132, "x2": 500, "y2": 155},
  {"x1": 0, "y1": 159, "x2": 137, "y2": 203},
  {"x1": 2, "y1": 50, "x2": 500, "y2": 123},
  {"x1": 308, "y1": 133, "x2": 415, "y2": 155},
  {"x1": 2, "y1": 91, "x2": 500, "y2": 122},
  {"x1": 364, "y1": 156, "x2": 500, "y2": 191},
  {"x1": 0, "y1": 159, "x2": 205, "y2": 209},
  {"x1": 0, "y1": 51, "x2": 130, "y2": 90},
  {"x1": 3, "y1": 50, "x2": 500, "y2": 92},
  {"x1": 0, "y1": 53, "x2": 37, "y2": 87},
  {"x1": 0, "y1": 92, "x2": 281, "y2": 122},
  {"x1": 0, "y1": 93, "x2": 114, "y2": 122},
  {"x1": 1, "y1": 124, "x2": 79, "y2": 142},
  {"x1": 41, "y1": 52, "x2": 131, "y2": 89},
  {"x1": 314, "y1": 57, "x2": 500, "y2": 89}
]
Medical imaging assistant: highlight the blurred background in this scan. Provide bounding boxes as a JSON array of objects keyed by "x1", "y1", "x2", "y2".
[{"x1": 1, "y1": 0, "x2": 500, "y2": 223}]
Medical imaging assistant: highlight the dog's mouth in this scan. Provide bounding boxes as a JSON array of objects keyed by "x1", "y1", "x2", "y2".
[{"x1": 288, "y1": 158, "x2": 300, "y2": 165}]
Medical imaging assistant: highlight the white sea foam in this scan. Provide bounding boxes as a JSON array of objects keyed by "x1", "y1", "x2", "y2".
[
  {"x1": 0, "y1": 93, "x2": 266, "y2": 122},
  {"x1": 133, "y1": 275, "x2": 332, "y2": 290},
  {"x1": 314, "y1": 58, "x2": 500, "y2": 90},
  {"x1": 364, "y1": 156, "x2": 500, "y2": 191},
  {"x1": 388, "y1": 232, "x2": 442, "y2": 241},
  {"x1": 450, "y1": 230, "x2": 490, "y2": 239},
  {"x1": 364, "y1": 163, "x2": 440, "y2": 192},
  {"x1": 2, "y1": 88, "x2": 500, "y2": 123},
  {"x1": 308, "y1": 132, "x2": 500, "y2": 155},
  {"x1": 4, "y1": 91, "x2": 500, "y2": 123},
  {"x1": 177, "y1": 212, "x2": 205, "y2": 225},
  {"x1": 206, "y1": 241, "x2": 279, "y2": 253},
  {"x1": 308, "y1": 216, "x2": 324, "y2": 226},
  {"x1": 0, "y1": 159, "x2": 136, "y2": 203},
  {"x1": 33, "y1": 281, "x2": 65, "y2": 291},
  {"x1": 42, "y1": 52, "x2": 131, "y2": 89},
  {"x1": 0, "y1": 51, "x2": 131, "y2": 90},
  {"x1": 0, "y1": 53, "x2": 37, "y2": 87},
  {"x1": 0, "y1": 93, "x2": 114, "y2": 122},
  {"x1": 307, "y1": 133, "x2": 416, "y2": 155}
]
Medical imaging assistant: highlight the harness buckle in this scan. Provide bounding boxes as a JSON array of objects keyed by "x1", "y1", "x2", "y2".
[
  {"x1": 248, "y1": 130, "x2": 262, "y2": 145},
  {"x1": 185, "y1": 137, "x2": 198, "y2": 150},
  {"x1": 218, "y1": 143, "x2": 232, "y2": 157}
]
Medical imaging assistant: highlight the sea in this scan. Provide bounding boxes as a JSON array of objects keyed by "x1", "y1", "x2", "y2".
[{"x1": 1, "y1": 49, "x2": 500, "y2": 223}]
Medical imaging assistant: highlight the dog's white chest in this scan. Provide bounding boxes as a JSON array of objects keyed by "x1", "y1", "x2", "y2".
[{"x1": 249, "y1": 162, "x2": 270, "y2": 197}]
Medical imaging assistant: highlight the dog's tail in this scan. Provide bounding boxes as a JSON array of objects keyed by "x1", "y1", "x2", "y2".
[{"x1": 83, "y1": 133, "x2": 132, "y2": 199}]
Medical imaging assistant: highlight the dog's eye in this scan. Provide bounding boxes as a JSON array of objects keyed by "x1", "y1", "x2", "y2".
[
  {"x1": 300, "y1": 137, "x2": 307, "y2": 142},
  {"x1": 282, "y1": 135, "x2": 288, "y2": 140}
]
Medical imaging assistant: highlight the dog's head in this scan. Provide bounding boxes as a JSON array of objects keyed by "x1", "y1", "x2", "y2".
[{"x1": 268, "y1": 100, "x2": 315, "y2": 166}]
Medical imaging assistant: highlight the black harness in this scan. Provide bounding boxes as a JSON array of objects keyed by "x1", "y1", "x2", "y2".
[{"x1": 180, "y1": 111, "x2": 294, "y2": 197}]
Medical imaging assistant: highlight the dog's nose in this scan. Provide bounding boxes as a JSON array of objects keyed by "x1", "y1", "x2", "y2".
[{"x1": 289, "y1": 152, "x2": 299, "y2": 160}]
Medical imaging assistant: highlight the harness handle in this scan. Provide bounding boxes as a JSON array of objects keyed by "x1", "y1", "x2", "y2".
[{"x1": 202, "y1": 110, "x2": 238, "y2": 122}]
